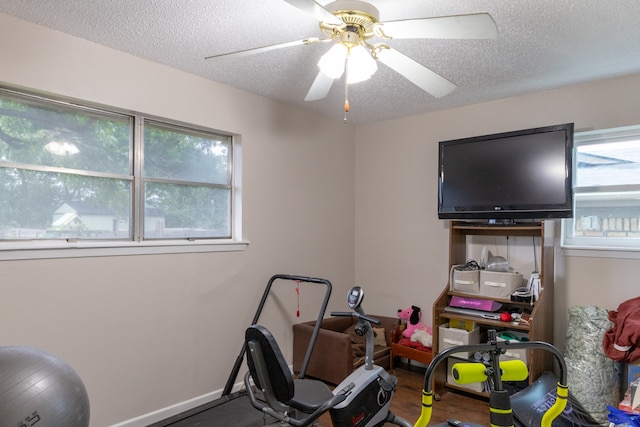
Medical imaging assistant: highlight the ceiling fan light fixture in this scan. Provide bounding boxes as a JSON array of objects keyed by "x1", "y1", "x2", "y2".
[
  {"x1": 318, "y1": 43, "x2": 347, "y2": 78},
  {"x1": 207, "y1": 0, "x2": 499, "y2": 119},
  {"x1": 346, "y1": 44, "x2": 377, "y2": 84}
]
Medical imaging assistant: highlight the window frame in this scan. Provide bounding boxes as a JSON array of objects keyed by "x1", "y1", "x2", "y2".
[
  {"x1": 0, "y1": 86, "x2": 246, "y2": 260},
  {"x1": 561, "y1": 124, "x2": 640, "y2": 259}
]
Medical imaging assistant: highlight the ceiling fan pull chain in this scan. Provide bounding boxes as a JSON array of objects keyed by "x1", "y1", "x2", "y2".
[{"x1": 344, "y1": 55, "x2": 350, "y2": 122}]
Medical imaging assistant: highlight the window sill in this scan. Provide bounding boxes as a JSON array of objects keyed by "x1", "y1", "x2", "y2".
[
  {"x1": 0, "y1": 239, "x2": 250, "y2": 260},
  {"x1": 560, "y1": 246, "x2": 640, "y2": 260}
]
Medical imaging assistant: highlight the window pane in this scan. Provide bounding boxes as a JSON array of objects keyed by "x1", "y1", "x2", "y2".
[
  {"x1": 576, "y1": 140, "x2": 640, "y2": 187},
  {"x1": 0, "y1": 168, "x2": 131, "y2": 240},
  {"x1": 563, "y1": 125, "x2": 640, "y2": 250},
  {"x1": 143, "y1": 122, "x2": 230, "y2": 184},
  {"x1": 0, "y1": 92, "x2": 132, "y2": 175},
  {"x1": 144, "y1": 182, "x2": 230, "y2": 239},
  {"x1": 568, "y1": 191, "x2": 640, "y2": 242}
]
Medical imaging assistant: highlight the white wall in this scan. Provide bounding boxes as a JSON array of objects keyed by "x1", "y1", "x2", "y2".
[
  {"x1": 0, "y1": 14, "x2": 355, "y2": 426},
  {"x1": 355, "y1": 72, "x2": 640, "y2": 350}
]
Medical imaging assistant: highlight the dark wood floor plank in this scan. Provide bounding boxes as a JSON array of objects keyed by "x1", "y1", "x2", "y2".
[{"x1": 317, "y1": 362, "x2": 490, "y2": 426}]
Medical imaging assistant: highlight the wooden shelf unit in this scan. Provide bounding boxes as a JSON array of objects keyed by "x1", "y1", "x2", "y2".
[{"x1": 432, "y1": 221, "x2": 555, "y2": 397}]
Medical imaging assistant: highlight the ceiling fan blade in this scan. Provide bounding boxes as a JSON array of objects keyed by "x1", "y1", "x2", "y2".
[
  {"x1": 281, "y1": 0, "x2": 344, "y2": 26},
  {"x1": 305, "y1": 71, "x2": 335, "y2": 101},
  {"x1": 376, "y1": 48, "x2": 456, "y2": 98},
  {"x1": 380, "y1": 13, "x2": 497, "y2": 39},
  {"x1": 205, "y1": 38, "x2": 330, "y2": 60}
]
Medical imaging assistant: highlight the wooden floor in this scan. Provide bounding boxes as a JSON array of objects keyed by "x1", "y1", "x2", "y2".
[{"x1": 316, "y1": 362, "x2": 490, "y2": 426}]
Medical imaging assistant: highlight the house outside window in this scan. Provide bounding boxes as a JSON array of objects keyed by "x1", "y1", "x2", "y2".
[
  {"x1": 0, "y1": 87, "x2": 241, "y2": 257},
  {"x1": 562, "y1": 124, "x2": 640, "y2": 252}
]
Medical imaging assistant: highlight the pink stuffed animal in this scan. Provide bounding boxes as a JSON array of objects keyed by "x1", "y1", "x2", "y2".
[{"x1": 397, "y1": 305, "x2": 432, "y2": 338}]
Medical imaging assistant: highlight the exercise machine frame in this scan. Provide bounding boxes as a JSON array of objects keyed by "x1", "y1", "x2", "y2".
[{"x1": 414, "y1": 330, "x2": 568, "y2": 427}]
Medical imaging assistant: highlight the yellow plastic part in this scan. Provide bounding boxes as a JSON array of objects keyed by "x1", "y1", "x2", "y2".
[
  {"x1": 541, "y1": 383, "x2": 568, "y2": 427},
  {"x1": 452, "y1": 359, "x2": 528, "y2": 384},
  {"x1": 414, "y1": 389, "x2": 433, "y2": 427},
  {"x1": 452, "y1": 362, "x2": 487, "y2": 384},
  {"x1": 497, "y1": 360, "x2": 529, "y2": 382}
]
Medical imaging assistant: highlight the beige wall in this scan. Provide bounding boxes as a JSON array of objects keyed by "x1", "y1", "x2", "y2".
[
  {"x1": 0, "y1": 14, "x2": 355, "y2": 426},
  {"x1": 355, "y1": 73, "x2": 640, "y2": 350}
]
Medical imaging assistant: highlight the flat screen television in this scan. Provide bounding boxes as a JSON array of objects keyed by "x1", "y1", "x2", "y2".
[{"x1": 438, "y1": 123, "x2": 574, "y2": 222}]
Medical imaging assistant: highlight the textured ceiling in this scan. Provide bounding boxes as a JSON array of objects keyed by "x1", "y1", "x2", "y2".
[{"x1": 1, "y1": 1, "x2": 640, "y2": 124}]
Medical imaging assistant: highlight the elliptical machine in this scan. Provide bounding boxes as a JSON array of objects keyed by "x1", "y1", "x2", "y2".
[{"x1": 243, "y1": 286, "x2": 411, "y2": 426}]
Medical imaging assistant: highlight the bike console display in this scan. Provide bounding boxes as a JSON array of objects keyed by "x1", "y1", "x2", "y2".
[{"x1": 347, "y1": 286, "x2": 364, "y2": 309}]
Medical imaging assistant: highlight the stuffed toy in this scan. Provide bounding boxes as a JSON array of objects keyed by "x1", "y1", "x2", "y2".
[
  {"x1": 397, "y1": 305, "x2": 433, "y2": 345},
  {"x1": 410, "y1": 329, "x2": 432, "y2": 348}
]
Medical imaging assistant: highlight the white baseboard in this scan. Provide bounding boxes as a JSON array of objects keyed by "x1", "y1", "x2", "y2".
[{"x1": 110, "y1": 382, "x2": 244, "y2": 427}]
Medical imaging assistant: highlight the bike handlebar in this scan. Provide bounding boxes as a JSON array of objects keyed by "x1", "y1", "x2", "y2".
[{"x1": 330, "y1": 311, "x2": 382, "y2": 325}]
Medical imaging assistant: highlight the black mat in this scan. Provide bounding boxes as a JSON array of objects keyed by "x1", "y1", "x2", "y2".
[
  {"x1": 149, "y1": 391, "x2": 278, "y2": 427},
  {"x1": 510, "y1": 372, "x2": 600, "y2": 426}
]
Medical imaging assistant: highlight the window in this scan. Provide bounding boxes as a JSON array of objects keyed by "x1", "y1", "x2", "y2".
[
  {"x1": 142, "y1": 120, "x2": 232, "y2": 239},
  {"x1": 0, "y1": 87, "x2": 242, "y2": 257},
  {"x1": 562, "y1": 124, "x2": 640, "y2": 252}
]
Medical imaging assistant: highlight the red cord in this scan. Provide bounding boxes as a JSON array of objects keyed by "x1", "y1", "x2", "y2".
[{"x1": 296, "y1": 281, "x2": 300, "y2": 317}]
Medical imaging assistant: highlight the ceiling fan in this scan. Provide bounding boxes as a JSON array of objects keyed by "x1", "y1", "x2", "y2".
[{"x1": 205, "y1": 0, "x2": 497, "y2": 119}]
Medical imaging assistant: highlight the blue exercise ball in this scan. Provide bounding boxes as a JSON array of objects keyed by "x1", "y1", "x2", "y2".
[{"x1": 0, "y1": 346, "x2": 90, "y2": 427}]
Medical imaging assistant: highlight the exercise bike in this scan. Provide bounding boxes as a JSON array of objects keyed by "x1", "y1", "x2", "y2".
[{"x1": 244, "y1": 286, "x2": 412, "y2": 426}]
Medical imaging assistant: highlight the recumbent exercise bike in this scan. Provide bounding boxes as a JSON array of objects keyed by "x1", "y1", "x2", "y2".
[{"x1": 244, "y1": 286, "x2": 412, "y2": 427}]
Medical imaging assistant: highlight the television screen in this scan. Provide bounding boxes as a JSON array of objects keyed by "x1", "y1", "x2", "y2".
[{"x1": 438, "y1": 123, "x2": 574, "y2": 221}]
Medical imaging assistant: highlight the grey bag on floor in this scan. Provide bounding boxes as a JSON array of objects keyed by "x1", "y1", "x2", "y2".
[{"x1": 564, "y1": 305, "x2": 621, "y2": 425}]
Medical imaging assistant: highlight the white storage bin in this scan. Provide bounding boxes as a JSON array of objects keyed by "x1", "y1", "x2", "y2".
[
  {"x1": 497, "y1": 331, "x2": 529, "y2": 364},
  {"x1": 439, "y1": 323, "x2": 480, "y2": 358},
  {"x1": 447, "y1": 357, "x2": 485, "y2": 392},
  {"x1": 450, "y1": 265, "x2": 480, "y2": 294},
  {"x1": 479, "y1": 270, "x2": 524, "y2": 299}
]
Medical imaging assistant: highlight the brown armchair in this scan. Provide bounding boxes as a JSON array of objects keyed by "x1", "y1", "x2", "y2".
[{"x1": 292, "y1": 315, "x2": 399, "y2": 385}]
